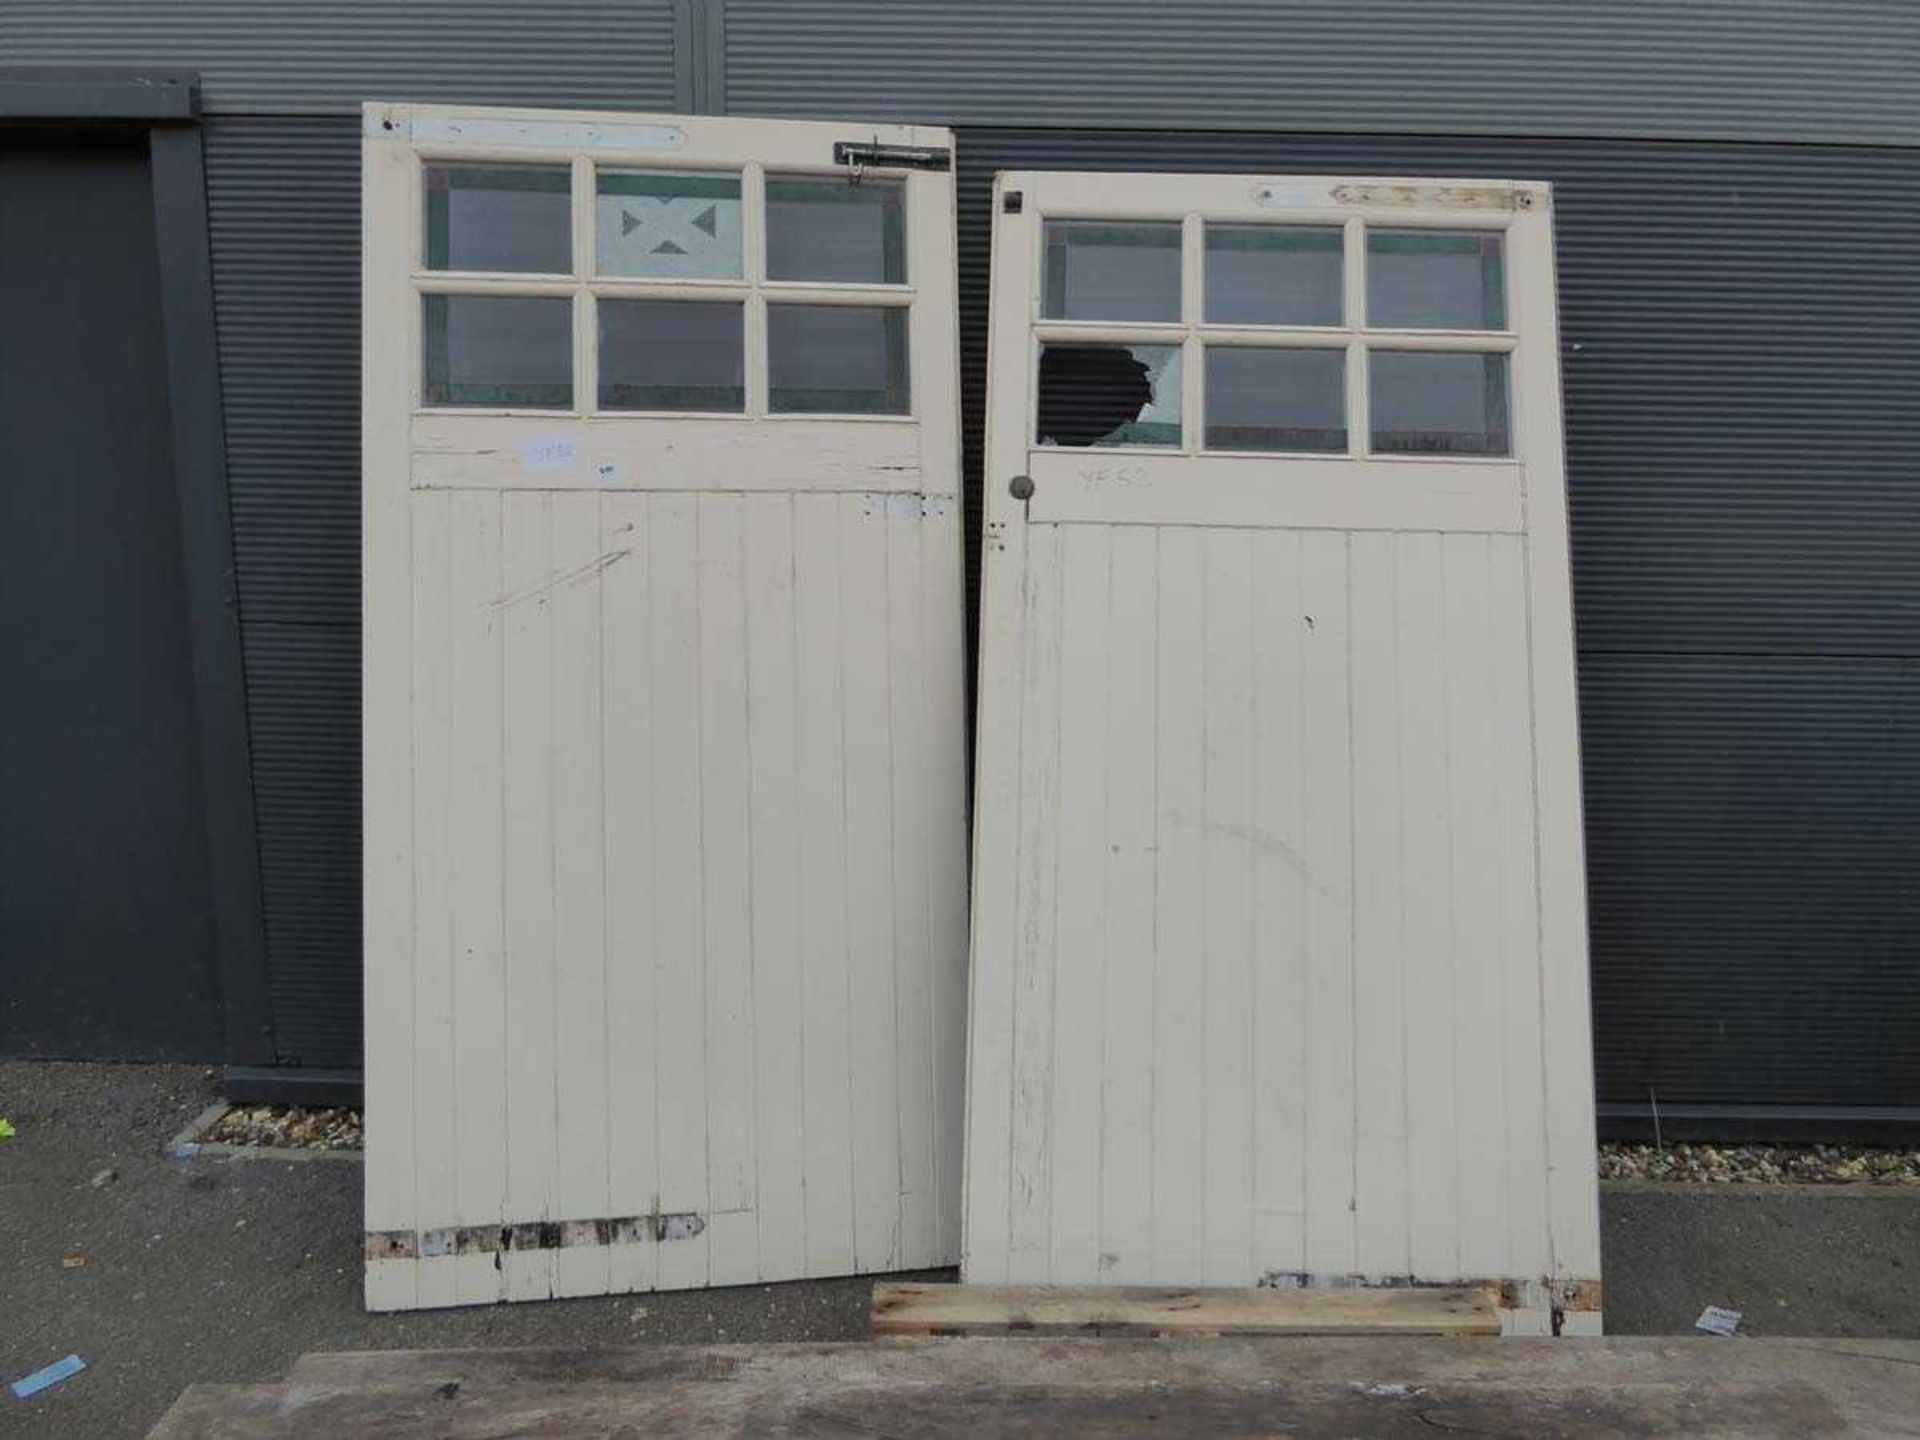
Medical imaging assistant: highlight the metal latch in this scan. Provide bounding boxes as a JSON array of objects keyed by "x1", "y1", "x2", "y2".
[{"x1": 833, "y1": 141, "x2": 951, "y2": 173}]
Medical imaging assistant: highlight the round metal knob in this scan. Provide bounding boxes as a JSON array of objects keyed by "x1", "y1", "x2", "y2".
[{"x1": 1009, "y1": 474, "x2": 1035, "y2": 501}]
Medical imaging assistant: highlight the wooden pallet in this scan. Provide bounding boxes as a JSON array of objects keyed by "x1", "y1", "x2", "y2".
[{"x1": 870, "y1": 1282, "x2": 1499, "y2": 1339}]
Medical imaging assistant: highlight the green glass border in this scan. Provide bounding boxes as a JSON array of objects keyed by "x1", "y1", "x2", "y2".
[{"x1": 422, "y1": 163, "x2": 571, "y2": 273}]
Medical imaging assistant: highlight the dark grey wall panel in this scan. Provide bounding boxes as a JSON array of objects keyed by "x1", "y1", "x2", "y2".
[
  {"x1": 722, "y1": 1, "x2": 1920, "y2": 148},
  {"x1": 242, "y1": 622, "x2": 361, "y2": 1065},
  {"x1": 1580, "y1": 655, "x2": 1920, "y2": 1107},
  {"x1": 205, "y1": 116, "x2": 363, "y2": 1065},
  {"x1": 191, "y1": 106, "x2": 1920, "y2": 1105},
  {"x1": 3, "y1": 1, "x2": 678, "y2": 115},
  {"x1": 955, "y1": 129, "x2": 1920, "y2": 1109},
  {"x1": 204, "y1": 119, "x2": 360, "y2": 626}
]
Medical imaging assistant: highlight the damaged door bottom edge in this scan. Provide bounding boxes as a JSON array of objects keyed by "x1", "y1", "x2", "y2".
[{"x1": 365, "y1": 1209, "x2": 716, "y2": 1261}]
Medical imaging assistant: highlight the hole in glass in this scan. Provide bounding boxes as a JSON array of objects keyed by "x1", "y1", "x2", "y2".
[
  {"x1": 1042, "y1": 221, "x2": 1182, "y2": 323},
  {"x1": 1367, "y1": 229, "x2": 1506, "y2": 330},
  {"x1": 1204, "y1": 348, "x2": 1346, "y2": 453},
  {"x1": 1036, "y1": 343, "x2": 1182, "y2": 448},
  {"x1": 1205, "y1": 225, "x2": 1344, "y2": 327},
  {"x1": 767, "y1": 304, "x2": 909, "y2": 415},
  {"x1": 766, "y1": 177, "x2": 906, "y2": 284},
  {"x1": 421, "y1": 295, "x2": 572, "y2": 408},
  {"x1": 423, "y1": 164, "x2": 571, "y2": 274},
  {"x1": 595, "y1": 170, "x2": 742, "y2": 279},
  {"x1": 1369, "y1": 350, "x2": 1511, "y2": 455},
  {"x1": 598, "y1": 299, "x2": 744, "y2": 412}
]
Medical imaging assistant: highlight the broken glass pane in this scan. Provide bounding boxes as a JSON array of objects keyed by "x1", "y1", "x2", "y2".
[
  {"x1": 1370, "y1": 351, "x2": 1511, "y2": 455},
  {"x1": 1036, "y1": 343, "x2": 1182, "y2": 448},
  {"x1": 1367, "y1": 229, "x2": 1506, "y2": 330},
  {"x1": 596, "y1": 170, "x2": 742, "y2": 280},
  {"x1": 1205, "y1": 225, "x2": 1344, "y2": 327},
  {"x1": 423, "y1": 164, "x2": 571, "y2": 274},
  {"x1": 1204, "y1": 348, "x2": 1346, "y2": 452},
  {"x1": 421, "y1": 295, "x2": 571, "y2": 408},
  {"x1": 1042, "y1": 221, "x2": 1181, "y2": 323},
  {"x1": 767, "y1": 304, "x2": 909, "y2": 414},
  {"x1": 766, "y1": 177, "x2": 905, "y2": 284},
  {"x1": 598, "y1": 300, "x2": 744, "y2": 412}
]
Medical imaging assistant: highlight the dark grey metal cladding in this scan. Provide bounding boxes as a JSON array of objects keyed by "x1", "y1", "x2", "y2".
[
  {"x1": 954, "y1": 130, "x2": 1920, "y2": 1110},
  {"x1": 1, "y1": 2, "x2": 679, "y2": 114},
  {"x1": 178, "y1": 102, "x2": 1920, "y2": 1111},
  {"x1": 720, "y1": 0, "x2": 1920, "y2": 148},
  {"x1": 202, "y1": 117, "x2": 362, "y2": 1067}
]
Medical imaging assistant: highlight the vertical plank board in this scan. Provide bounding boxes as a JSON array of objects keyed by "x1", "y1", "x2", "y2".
[
  {"x1": 743, "y1": 494, "x2": 805, "y2": 1280},
  {"x1": 839, "y1": 493, "x2": 904, "y2": 1274},
  {"x1": 922, "y1": 498, "x2": 970, "y2": 1264},
  {"x1": 1347, "y1": 530, "x2": 1410, "y2": 1281},
  {"x1": 1443, "y1": 534, "x2": 1510, "y2": 1279},
  {"x1": 1006, "y1": 522, "x2": 1064, "y2": 1279},
  {"x1": 1150, "y1": 528, "x2": 1205, "y2": 1281},
  {"x1": 695, "y1": 494, "x2": 758, "y2": 1286},
  {"x1": 1047, "y1": 524, "x2": 1111, "y2": 1282},
  {"x1": 448, "y1": 489, "x2": 507, "y2": 1306},
  {"x1": 551, "y1": 495, "x2": 611, "y2": 1300},
  {"x1": 1489, "y1": 534, "x2": 1553, "y2": 1279},
  {"x1": 884, "y1": 498, "x2": 939, "y2": 1269},
  {"x1": 792, "y1": 492, "x2": 855, "y2": 1277},
  {"x1": 1200, "y1": 529, "x2": 1257, "y2": 1286},
  {"x1": 1098, "y1": 527, "x2": 1158, "y2": 1282},
  {"x1": 1395, "y1": 532, "x2": 1459, "y2": 1281},
  {"x1": 501, "y1": 491, "x2": 558, "y2": 1303},
  {"x1": 601, "y1": 493, "x2": 658, "y2": 1296},
  {"x1": 1299, "y1": 531, "x2": 1355, "y2": 1279},
  {"x1": 408, "y1": 490, "x2": 457, "y2": 1310},
  {"x1": 360, "y1": 134, "x2": 417, "y2": 1314},
  {"x1": 648, "y1": 492, "x2": 712, "y2": 1291},
  {"x1": 962, "y1": 184, "x2": 1037, "y2": 1285},
  {"x1": 1250, "y1": 531, "x2": 1307, "y2": 1282},
  {"x1": 1513, "y1": 209, "x2": 1604, "y2": 1285}
]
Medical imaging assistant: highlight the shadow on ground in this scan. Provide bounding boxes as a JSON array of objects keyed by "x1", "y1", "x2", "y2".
[{"x1": 3, "y1": 1061, "x2": 1916, "y2": 1438}]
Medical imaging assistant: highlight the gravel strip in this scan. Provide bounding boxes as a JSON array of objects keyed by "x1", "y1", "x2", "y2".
[
  {"x1": 196, "y1": 1103, "x2": 1919, "y2": 1184},
  {"x1": 1601, "y1": 1142, "x2": 1920, "y2": 1185},
  {"x1": 202, "y1": 1104, "x2": 362, "y2": 1152}
]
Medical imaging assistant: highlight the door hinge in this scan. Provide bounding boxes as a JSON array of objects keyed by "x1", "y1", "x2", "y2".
[{"x1": 833, "y1": 141, "x2": 951, "y2": 173}]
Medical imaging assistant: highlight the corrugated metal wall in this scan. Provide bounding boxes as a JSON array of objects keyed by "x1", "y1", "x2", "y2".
[
  {"x1": 718, "y1": 0, "x2": 1920, "y2": 147},
  {"x1": 7, "y1": 2, "x2": 1918, "y2": 1104},
  {"x1": 2, "y1": 1, "x2": 681, "y2": 114},
  {"x1": 3, "y1": 0, "x2": 682, "y2": 1064},
  {"x1": 952, "y1": 130, "x2": 1920, "y2": 1109}
]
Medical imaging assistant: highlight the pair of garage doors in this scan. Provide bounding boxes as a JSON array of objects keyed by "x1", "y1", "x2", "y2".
[{"x1": 363, "y1": 106, "x2": 1598, "y2": 1323}]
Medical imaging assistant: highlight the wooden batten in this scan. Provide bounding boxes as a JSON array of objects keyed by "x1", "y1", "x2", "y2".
[{"x1": 870, "y1": 1282, "x2": 1501, "y2": 1339}]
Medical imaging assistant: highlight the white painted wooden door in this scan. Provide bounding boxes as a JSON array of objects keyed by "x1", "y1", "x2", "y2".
[
  {"x1": 965, "y1": 172, "x2": 1601, "y2": 1326},
  {"x1": 362, "y1": 104, "x2": 969, "y2": 1310}
]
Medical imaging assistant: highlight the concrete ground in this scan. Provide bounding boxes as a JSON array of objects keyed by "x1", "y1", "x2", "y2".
[{"x1": 5, "y1": 1061, "x2": 1918, "y2": 1439}]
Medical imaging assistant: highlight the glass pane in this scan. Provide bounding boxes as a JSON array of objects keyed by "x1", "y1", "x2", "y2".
[
  {"x1": 422, "y1": 295, "x2": 572, "y2": 408},
  {"x1": 1367, "y1": 229, "x2": 1506, "y2": 330},
  {"x1": 767, "y1": 304, "x2": 909, "y2": 414},
  {"x1": 1204, "y1": 348, "x2": 1345, "y2": 452},
  {"x1": 1370, "y1": 351, "x2": 1510, "y2": 456},
  {"x1": 596, "y1": 170, "x2": 742, "y2": 279},
  {"x1": 598, "y1": 300, "x2": 743, "y2": 412},
  {"x1": 1042, "y1": 221, "x2": 1181, "y2": 322},
  {"x1": 1205, "y1": 225, "x2": 1344, "y2": 326},
  {"x1": 1036, "y1": 343, "x2": 1182, "y2": 448},
  {"x1": 766, "y1": 177, "x2": 905, "y2": 284},
  {"x1": 423, "y1": 164, "x2": 571, "y2": 274}
]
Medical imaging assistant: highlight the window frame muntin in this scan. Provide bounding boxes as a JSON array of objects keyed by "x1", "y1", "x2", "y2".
[{"x1": 408, "y1": 149, "x2": 917, "y2": 422}]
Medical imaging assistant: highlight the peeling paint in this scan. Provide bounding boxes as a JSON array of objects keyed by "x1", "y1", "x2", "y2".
[
  {"x1": 1332, "y1": 182, "x2": 1519, "y2": 211},
  {"x1": 365, "y1": 1209, "x2": 710, "y2": 1262}
]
